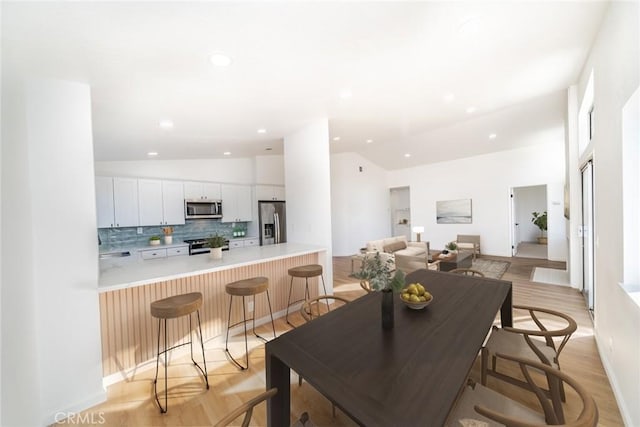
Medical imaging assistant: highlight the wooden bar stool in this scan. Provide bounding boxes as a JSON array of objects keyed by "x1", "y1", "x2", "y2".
[
  {"x1": 151, "y1": 292, "x2": 209, "y2": 413},
  {"x1": 225, "y1": 276, "x2": 276, "y2": 370},
  {"x1": 285, "y1": 264, "x2": 329, "y2": 327}
]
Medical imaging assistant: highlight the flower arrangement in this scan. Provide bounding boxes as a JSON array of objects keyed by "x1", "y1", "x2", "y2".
[
  {"x1": 162, "y1": 226, "x2": 174, "y2": 236},
  {"x1": 352, "y1": 252, "x2": 405, "y2": 292}
]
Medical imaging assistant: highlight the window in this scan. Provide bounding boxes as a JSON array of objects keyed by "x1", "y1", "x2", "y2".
[{"x1": 578, "y1": 71, "x2": 595, "y2": 156}]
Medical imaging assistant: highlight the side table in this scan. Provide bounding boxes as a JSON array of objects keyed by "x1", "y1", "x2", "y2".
[{"x1": 350, "y1": 250, "x2": 367, "y2": 273}]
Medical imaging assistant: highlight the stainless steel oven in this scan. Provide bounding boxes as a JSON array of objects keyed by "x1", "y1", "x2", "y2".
[{"x1": 184, "y1": 238, "x2": 229, "y2": 255}]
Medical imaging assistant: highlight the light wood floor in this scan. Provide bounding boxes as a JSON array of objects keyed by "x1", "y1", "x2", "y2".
[{"x1": 59, "y1": 255, "x2": 624, "y2": 426}]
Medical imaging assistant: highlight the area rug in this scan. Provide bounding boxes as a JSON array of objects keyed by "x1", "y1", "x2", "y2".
[{"x1": 471, "y1": 258, "x2": 510, "y2": 279}]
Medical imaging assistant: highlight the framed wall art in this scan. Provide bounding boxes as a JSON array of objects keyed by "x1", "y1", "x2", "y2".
[{"x1": 436, "y1": 199, "x2": 472, "y2": 224}]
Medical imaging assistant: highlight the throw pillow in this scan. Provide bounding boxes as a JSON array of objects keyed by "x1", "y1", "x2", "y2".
[{"x1": 383, "y1": 241, "x2": 407, "y2": 253}]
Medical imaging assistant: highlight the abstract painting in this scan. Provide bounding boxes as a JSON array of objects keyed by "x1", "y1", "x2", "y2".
[{"x1": 436, "y1": 199, "x2": 472, "y2": 224}]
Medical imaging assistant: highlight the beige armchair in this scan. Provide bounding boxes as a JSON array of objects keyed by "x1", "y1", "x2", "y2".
[
  {"x1": 394, "y1": 253, "x2": 440, "y2": 275},
  {"x1": 456, "y1": 234, "x2": 481, "y2": 260}
]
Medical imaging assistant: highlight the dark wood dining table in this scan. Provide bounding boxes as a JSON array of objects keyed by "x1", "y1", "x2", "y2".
[{"x1": 266, "y1": 269, "x2": 513, "y2": 426}]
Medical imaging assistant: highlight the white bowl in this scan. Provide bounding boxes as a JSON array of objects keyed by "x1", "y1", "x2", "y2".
[{"x1": 401, "y1": 295, "x2": 433, "y2": 310}]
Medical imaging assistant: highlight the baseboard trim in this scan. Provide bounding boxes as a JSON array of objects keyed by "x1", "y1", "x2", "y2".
[
  {"x1": 594, "y1": 331, "x2": 634, "y2": 426},
  {"x1": 43, "y1": 389, "x2": 107, "y2": 426}
]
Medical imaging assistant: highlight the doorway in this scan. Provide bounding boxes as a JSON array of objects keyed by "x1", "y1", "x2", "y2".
[
  {"x1": 581, "y1": 161, "x2": 595, "y2": 314},
  {"x1": 510, "y1": 185, "x2": 548, "y2": 259},
  {"x1": 390, "y1": 187, "x2": 411, "y2": 240}
]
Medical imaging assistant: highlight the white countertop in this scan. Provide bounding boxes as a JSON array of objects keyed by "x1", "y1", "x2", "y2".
[{"x1": 98, "y1": 242, "x2": 326, "y2": 293}]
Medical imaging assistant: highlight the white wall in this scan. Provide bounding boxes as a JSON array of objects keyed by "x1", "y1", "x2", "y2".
[
  {"x1": 255, "y1": 155, "x2": 285, "y2": 185},
  {"x1": 1, "y1": 79, "x2": 105, "y2": 425},
  {"x1": 514, "y1": 185, "x2": 547, "y2": 243},
  {"x1": 284, "y1": 120, "x2": 333, "y2": 292},
  {"x1": 388, "y1": 141, "x2": 566, "y2": 260},
  {"x1": 0, "y1": 2, "x2": 3, "y2": 421},
  {"x1": 571, "y1": 2, "x2": 640, "y2": 425},
  {"x1": 331, "y1": 153, "x2": 391, "y2": 256},
  {"x1": 95, "y1": 158, "x2": 256, "y2": 184}
]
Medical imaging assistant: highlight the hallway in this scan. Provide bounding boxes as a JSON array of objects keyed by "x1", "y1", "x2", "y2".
[{"x1": 515, "y1": 241, "x2": 547, "y2": 259}]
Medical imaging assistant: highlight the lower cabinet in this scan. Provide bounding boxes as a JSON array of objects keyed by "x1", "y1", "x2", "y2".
[
  {"x1": 139, "y1": 245, "x2": 188, "y2": 260},
  {"x1": 229, "y1": 238, "x2": 259, "y2": 249}
]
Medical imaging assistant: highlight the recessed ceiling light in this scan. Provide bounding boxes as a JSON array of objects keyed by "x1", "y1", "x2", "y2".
[
  {"x1": 489, "y1": 133, "x2": 497, "y2": 139},
  {"x1": 147, "y1": 151, "x2": 158, "y2": 157},
  {"x1": 339, "y1": 89, "x2": 352, "y2": 99},
  {"x1": 333, "y1": 136, "x2": 341, "y2": 141},
  {"x1": 210, "y1": 53, "x2": 232, "y2": 67},
  {"x1": 257, "y1": 128, "x2": 267, "y2": 134},
  {"x1": 466, "y1": 106, "x2": 477, "y2": 114},
  {"x1": 159, "y1": 120, "x2": 174, "y2": 129},
  {"x1": 443, "y1": 93, "x2": 455, "y2": 103},
  {"x1": 223, "y1": 151, "x2": 231, "y2": 156},
  {"x1": 366, "y1": 139, "x2": 373, "y2": 144},
  {"x1": 404, "y1": 153, "x2": 411, "y2": 158}
]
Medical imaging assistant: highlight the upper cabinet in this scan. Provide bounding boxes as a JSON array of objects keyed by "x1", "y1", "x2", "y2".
[
  {"x1": 221, "y1": 184, "x2": 253, "y2": 222},
  {"x1": 95, "y1": 176, "x2": 139, "y2": 228},
  {"x1": 162, "y1": 180, "x2": 186, "y2": 225},
  {"x1": 138, "y1": 179, "x2": 185, "y2": 226},
  {"x1": 183, "y1": 181, "x2": 221, "y2": 200},
  {"x1": 255, "y1": 185, "x2": 285, "y2": 201}
]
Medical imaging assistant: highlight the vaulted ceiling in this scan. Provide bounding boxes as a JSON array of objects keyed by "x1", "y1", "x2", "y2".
[{"x1": 2, "y1": 1, "x2": 608, "y2": 169}]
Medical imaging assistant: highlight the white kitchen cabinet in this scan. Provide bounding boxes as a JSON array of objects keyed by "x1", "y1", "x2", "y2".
[
  {"x1": 96, "y1": 176, "x2": 115, "y2": 228},
  {"x1": 221, "y1": 184, "x2": 253, "y2": 222},
  {"x1": 162, "y1": 180, "x2": 186, "y2": 225},
  {"x1": 140, "y1": 248, "x2": 167, "y2": 260},
  {"x1": 138, "y1": 179, "x2": 164, "y2": 226},
  {"x1": 184, "y1": 181, "x2": 221, "y2": 200},
  {"x1": 244, "y1": 238, "x2": 259, "y2": 247},
  {"x1": 228, "y1": 237, "x2": 259, "y2": 249},
  {"x1": 255, "y1": 185, "x2": 285, "y2": 201},
  {"x1": 228, "y1": 240, "x2": 243, "y2": 249},
  {"x1": 95, "y1": 176, "x2": 139, "y2": 228},
  {"x1": 139, "y1": 244, "x2": 188, "y2": 260},
  {"x1": 167, "y1": 246, "x2": 188, "y2": 257},
  {"x1": 138, "y1": 179, "x2": 185, "y2": 226}
]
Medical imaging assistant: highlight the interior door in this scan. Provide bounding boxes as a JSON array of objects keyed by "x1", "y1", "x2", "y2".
[{"x1": 581, "y1": 161, "x2": 595, "y2": 314}]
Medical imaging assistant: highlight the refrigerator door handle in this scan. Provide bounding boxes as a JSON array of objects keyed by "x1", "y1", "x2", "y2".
[{"x1": 274, "y1": 212, "x2": 280, "y2": 244}]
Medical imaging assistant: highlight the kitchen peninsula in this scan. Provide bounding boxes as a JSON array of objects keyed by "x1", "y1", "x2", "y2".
[{"x1": 98, "y1": 243, "x2": 326, "y2": 379}]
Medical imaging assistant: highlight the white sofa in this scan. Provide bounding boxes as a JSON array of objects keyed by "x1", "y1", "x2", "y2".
[{"x1": 364, "y1": 236, "x2": 429, "y2": 270}]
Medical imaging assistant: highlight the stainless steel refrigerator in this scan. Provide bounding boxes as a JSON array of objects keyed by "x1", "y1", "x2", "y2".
[{"x1": 259, "y1": 201, "x2": 287, "y2": 245}]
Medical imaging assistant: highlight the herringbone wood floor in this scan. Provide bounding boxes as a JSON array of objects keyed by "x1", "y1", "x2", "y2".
[{"x1": 57, "y1": 255, "x2": 624, "y2": 426}]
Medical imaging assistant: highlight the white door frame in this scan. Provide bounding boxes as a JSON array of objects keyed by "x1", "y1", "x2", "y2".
[{"x1": 581, "y1": 160, "x2": 595, "y2": 314}]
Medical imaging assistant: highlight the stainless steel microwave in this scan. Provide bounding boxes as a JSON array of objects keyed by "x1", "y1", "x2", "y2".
[{"x1": 184, "y1": 199, "x2": 222, "y2": 219}]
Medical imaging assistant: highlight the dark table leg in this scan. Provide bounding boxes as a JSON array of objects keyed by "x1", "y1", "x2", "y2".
[
  {"x1": 500, "y1": 284, "x2": 513, "y2": 327},
  {"x1": 266, "y1": 348, "x2": 290, "y2": 427}
]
